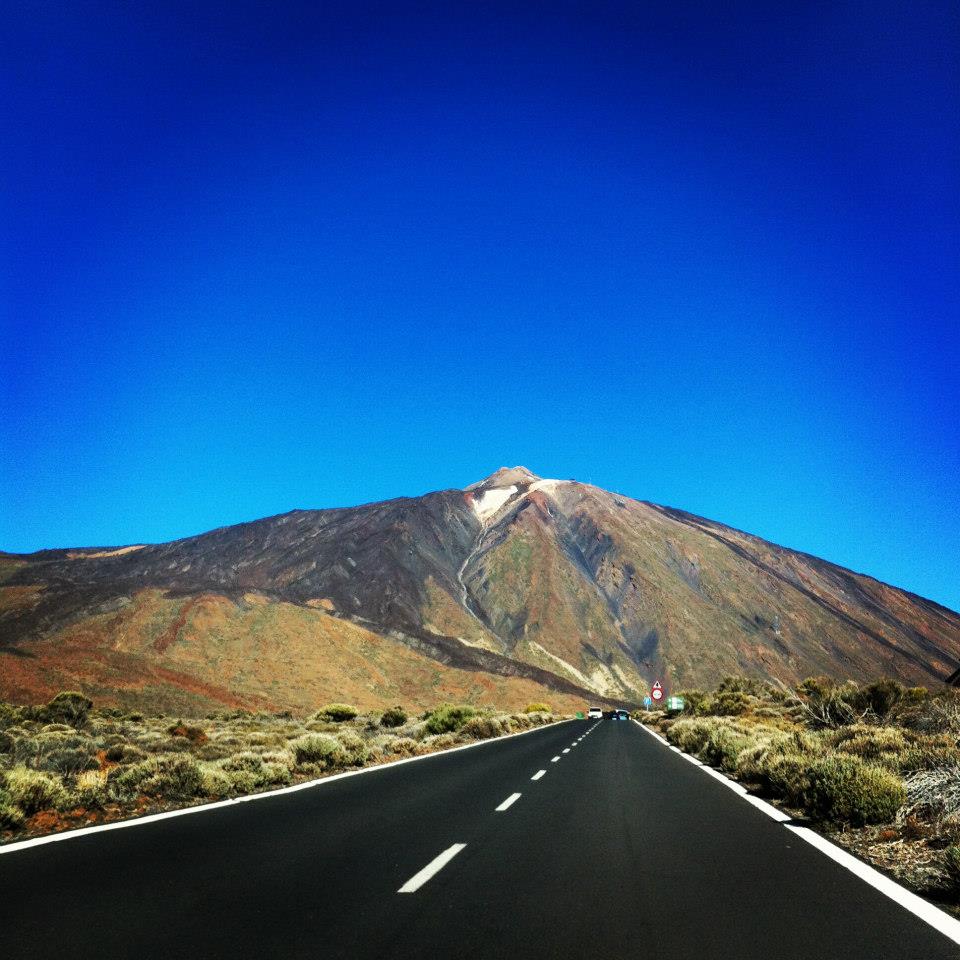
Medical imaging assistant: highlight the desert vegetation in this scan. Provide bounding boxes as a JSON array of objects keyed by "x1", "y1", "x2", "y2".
[
  {"x1": 637, "y1": 676, "x2": 960, "y2": 909},
  {"x1": 0, "y1": 692, "x2": 555, "y2": 842}
]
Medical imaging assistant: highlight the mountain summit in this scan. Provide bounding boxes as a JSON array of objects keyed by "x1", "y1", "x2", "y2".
[{"x1": 2, "y1": 470, "x2": 959, "y2": 713}]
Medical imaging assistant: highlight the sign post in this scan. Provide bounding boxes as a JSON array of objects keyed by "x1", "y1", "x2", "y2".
[{"x1": 651, "y1": 681, "x2": 664, "y2": 704}]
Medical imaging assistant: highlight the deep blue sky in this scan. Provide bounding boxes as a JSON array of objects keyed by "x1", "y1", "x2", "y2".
[{"x1": 2, "y1": 1, "x2": 958, "y2": 611}]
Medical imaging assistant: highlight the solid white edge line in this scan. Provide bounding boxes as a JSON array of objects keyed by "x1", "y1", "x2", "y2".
[
  {"x1": 0, "y1": 718, "x2": 576, "y2": 857},
  {"x1": 634, "y1": 719, "x2": 960, "y2": 946},
  {"x1": 785, "y1": 826, "x2": 960, "y2": 945},
  {"x1": 743, "y1": 794, "x2": 792, "y2": 822},
  {"x1": 531, "y1": 770, "x2": 546, "y2": 781},
  {"x1": 397, "y1": 843, "x2": 467, "y2": 893},
  {"x1": 495, "y1": 792, "x2": 522, "y2": 812}
]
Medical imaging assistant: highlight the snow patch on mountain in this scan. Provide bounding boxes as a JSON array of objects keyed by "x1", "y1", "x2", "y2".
[
  {"x1": 471, "y1": 485, "x2": 517, "y2": 521},
  {"x1": 529, "y1": 479, "x2": 571, "y2": 494}
]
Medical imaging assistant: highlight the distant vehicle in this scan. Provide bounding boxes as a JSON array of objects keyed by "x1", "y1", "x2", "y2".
[
  {"x1": 615, "y1": 709, "x2": 629, "y2": 720},
  {"x1": 587, "y1": 707, "x2": 602, "y2": 718}
]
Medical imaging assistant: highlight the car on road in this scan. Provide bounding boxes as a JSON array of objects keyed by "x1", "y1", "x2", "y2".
[{"x1": 587, "y1": 707, "x2": 602, "y2": 718}]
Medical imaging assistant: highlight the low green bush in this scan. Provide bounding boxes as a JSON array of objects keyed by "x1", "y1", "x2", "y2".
[
  {"x1": 524, "y1": 702, "x2": 551, "y2": 714},
  {"x1": 804, "y1": 755, "x2": 905, "y2": 825},
  {"x1": 38, "y1": 746, "x2": 100, "y2": 777},
  {"x1": 666, "y1": 717, "x2": 724, "y2": 754},
  {"x1": 379, "y1": 706, "x2": 408, "y2": 728},
  {"x1": 139, "y1": 754, "x2": 204, "y2": 800},
  {"x1": 313, "y1": 703, "x2": 358, "y2": 723},
  {"x1": 6, "y1": 767, "x2": 67, "y2": 814},
  {"x1": 105, "y1": 743, "x2": 147, "y2": 764},
  {"x1": 109, "y1": 754, "x2": 204, "y2": 801},
  {"x1": 700, "y1": 725, "x2": 755, "y2": 771},
  {"x1": 424, "y1": 704, "x2": 476, "y2": 735},
  {"x1": 836, "y1": 727, "x2": 907, "y2": 760},
  {"x1": 40, "y1": 692, "x2": 93, "y2": 729},
  {"x1": 199, "y1": 765, "x2": 233, "y2": 798},
  {"x1": 335, "y1": 730, "x2": 369, "y2": 766},
  {"x1": 291, "y1": 734, "x2": 343, "y2": 767}
]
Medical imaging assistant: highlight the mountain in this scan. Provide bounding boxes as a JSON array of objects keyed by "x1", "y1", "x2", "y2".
[{"x1": 2, "y1": 467, "x2": 959, "y2": 714}]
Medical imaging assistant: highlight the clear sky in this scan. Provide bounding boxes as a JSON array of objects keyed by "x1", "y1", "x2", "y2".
[{"x1": 2, "y1": 1, "x2": 958, "y2": 612}]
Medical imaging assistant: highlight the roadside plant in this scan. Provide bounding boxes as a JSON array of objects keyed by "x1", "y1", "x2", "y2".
[
  {"x1": 424, "y1": 704, "x2": 476, "y2": 735},
  {"x1": 313, "y1": 703, "x2": 358, "y2": 723},
  {"x1": 6, "y1": 767, "x2": 67, "y2": 814},
  {"x1": 379, "y1": 706, "x2": 408, "y2": 728}
]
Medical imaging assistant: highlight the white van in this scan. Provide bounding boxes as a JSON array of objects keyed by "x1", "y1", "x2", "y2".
[{"x1": 587, "y1": 707, "x2": 602, "y2": 718}]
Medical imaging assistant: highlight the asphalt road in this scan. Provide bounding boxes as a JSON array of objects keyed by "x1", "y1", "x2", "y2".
[{"x1": 3, "y1": 718, "x2": 958, "y2": 959}]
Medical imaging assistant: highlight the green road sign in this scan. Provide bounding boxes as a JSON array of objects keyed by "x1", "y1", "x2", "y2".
[
  {"x1": 576, "y1": 711, "x2": 584, "y2": 718},
  {"x1": 666, "y1": 696, "x2": 685, "y2": 711}
]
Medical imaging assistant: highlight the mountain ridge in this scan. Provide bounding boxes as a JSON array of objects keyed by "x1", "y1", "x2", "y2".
[{"x1": 2, "y1": 468, "x2": 958, "y2": 713}]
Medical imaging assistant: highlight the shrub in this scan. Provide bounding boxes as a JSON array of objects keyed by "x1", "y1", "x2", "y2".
[
  {"x1": 390, "y1": 737, "x2": 418, "y2": 756},
  {"x1": 462, "y1": 715, "x2": 503, "y2": 740},
  {"x1": 943, "y1": 846, "x2": 960, "y2": 892},
  {"x1": 524, "y1": 702, "x2": 551, "y2": 714},
  {"x1": 666, "y1": 717, "x2": 723, "y2": 754},
  {"x1": 836, "y1": 727, "x2": 907, "y2": 760},
  {"x1": 139, "y1": 754, "x2": 204, "y2": 800},
  {"x1": 105, "y1": 744, "x2": 147, "y2": 765},
  {"x1": 292, "y1": 734, "x2": 343, "y2": 767},
  {"x1": 313, "y1": 703, "x2": 358, "y2": 723},
  {"x1": 199, "y1": 765, "x2": 233, "y2": 798},
  {"x1": 110, "y1": 754, "x2": 204, "y2": 801},
  {"x1": 702, "y1": 691, "x2": 752, "y2": 717},
  {"x1": 41, "y1": 692, "x2": 93, "y2": 729},
  {"x1": 167, "y1": 722, "x2": 208, "y2": 744},
  {"x1": 764, "y1": 752, "x2": 815, "y2": 806},
  {"x1": 427, "y1": 733, "x2": 459, "y2": 749},
  {"x1": 898, "y1": 746, "x2": 960, "y2": 774},
  {"x1": 0, "y1": 789, "x2": 25, "y2": 828},
  {"x1": 675, "y1": 689, "x2": 709, "y2": 714},
  {"x1": 855, "y1": 679, "x2": 905, "y2": 718},
  {"x1": 424, "y1": 704, "x2": 476, "y2": 735},
  {"x1": 220, "y1": 752, "x2": 266, "y2": 774},
  {"x1": 38, "y1": 746, "x2": 100, "y2": 777},
  {"x1": 804, "y1": 755, "x2": 905, "y2": 825},
  {"x1": 380, "y1": 706, "x2": 408, "y2": 728},
  {"x1": 701, "y1": 725, "x2": 755, "y2": 771},
  {"x1": 335, "y1": 730, "x2": 369, "y2": 766},
  {"x1": 6, "y1": 767, "x2": 67, "y2": 814}
]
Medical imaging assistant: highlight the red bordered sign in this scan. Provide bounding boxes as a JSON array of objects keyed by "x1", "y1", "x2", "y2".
[{"x1": 651, "y1": 681, "x2": 664, "y2": 702}]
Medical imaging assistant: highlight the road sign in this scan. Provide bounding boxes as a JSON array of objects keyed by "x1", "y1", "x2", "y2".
[
  {"x1": 651, "y1": 681, "x2": 663, "y2": 702},
  {"x1": 666, "y1": 696, "x2": 685, "y2": 711},
  {"x1": 643, "y1": 696, "x2": 652, "y2": 709}
]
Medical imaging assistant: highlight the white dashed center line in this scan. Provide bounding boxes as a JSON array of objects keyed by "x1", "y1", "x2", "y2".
[
  {"x1": 397, "y1": 843, "x2": 467, "y2": 893},
  {"x1": 562, "y1": 748, "x2": 570, "y2": 754},
  {"x1": 551, "y1": 756, "x2": 561, "y2": 762},
  {"x1": 531, "y1": 769, "x2": 546, "y2": 781},
  {"x1": 496, "y1": 793, "x2": 522, "y2": 812}
]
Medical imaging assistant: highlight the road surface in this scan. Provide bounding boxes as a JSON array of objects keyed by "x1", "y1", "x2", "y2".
[{"x1": 3, "y1": 718, "x2": 957, "y2": 959}]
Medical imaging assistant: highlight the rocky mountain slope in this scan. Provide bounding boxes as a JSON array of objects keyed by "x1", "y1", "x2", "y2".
[{"x1": 2, "y1": 467, "x2": 959, "y2": 713}]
